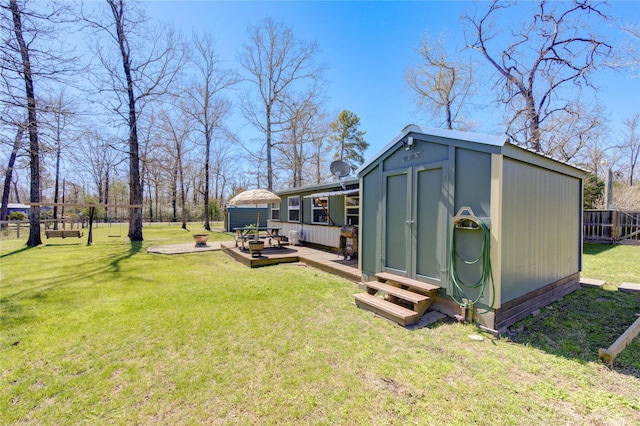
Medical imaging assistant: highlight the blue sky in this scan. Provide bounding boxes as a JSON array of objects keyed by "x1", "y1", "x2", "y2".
[{"x1": 146, "y1": 1, "x2": 640, "y2": 158}]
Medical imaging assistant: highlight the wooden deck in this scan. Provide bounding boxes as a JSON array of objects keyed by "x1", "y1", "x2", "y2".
[{"x1": 221, "y1": 242, "x2": 361, "y2": 282}]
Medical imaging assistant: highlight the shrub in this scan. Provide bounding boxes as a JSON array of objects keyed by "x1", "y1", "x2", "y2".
[{"x1": 8, "y1": 211, "x2": 27, "y2": 221}]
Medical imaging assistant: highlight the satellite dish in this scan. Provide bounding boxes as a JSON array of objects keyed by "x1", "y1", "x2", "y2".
[{"x1": 330, "y1": 160, "x2": 350, "y2": 178}]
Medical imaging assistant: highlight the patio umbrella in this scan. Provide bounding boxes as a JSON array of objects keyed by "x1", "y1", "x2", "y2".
[{"x1": 228, "y1": 189, "x2": 281, "y2": 240}]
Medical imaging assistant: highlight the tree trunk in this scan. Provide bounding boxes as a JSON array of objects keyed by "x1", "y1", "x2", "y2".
[
  {"x1": 104, "y1": 168, "x2": 110, "y2": 222},
  {"x1": 171, "y1": 166, "x2": 177, "y2": 222},
  {"x1": 528, "y1": 102, "x2": 542, "y2": 153},
  {"x1": 154, "y1": 180, "x2": 159, "y2": 222},
  {"x1": 177, "y1": 144, "x2": 187, "y2": 230},
  {"x1": 52, "y1": 131, "x2": 62, "y2": 230},
  {"x1": 266, "y1": 105, "x2": 273, "y2": 190},
  {"x1": 1, "y1": 126, "x2": 24, "y2": 228},
  {"x1": 10, "y1": 0, "x2": 41, "y2": 247},
  {"x1": 109, "y1": 0, "x2": 143, "y2": 241},
  {"x1": 13, "y1": 180, "x2": 21, "y2": 204},
  {"x1": 445, "y1": 101, "x2": 453, "y2": 130},
  {"x1": 203, "y1": 131, "x2": 211, "y2": 231}
]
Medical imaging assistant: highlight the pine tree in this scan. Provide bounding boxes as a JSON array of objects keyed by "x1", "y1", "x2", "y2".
[{"x1": 330, "y1": 110, "x2": 368, "y2": 173}]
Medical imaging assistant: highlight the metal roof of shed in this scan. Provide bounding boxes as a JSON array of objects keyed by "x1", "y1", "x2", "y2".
[{"x1": 357, "y1": 124, "x2": 586, "y2": 179}]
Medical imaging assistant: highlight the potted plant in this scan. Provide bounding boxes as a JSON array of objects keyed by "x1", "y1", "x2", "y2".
[
  {"x1": 244, "y1": 223, "x2": 258, "y2": 240},
  {"x1": 193, "y1": 233, "x2": 209, "y2": 247},
  {"x1": 241, "y1": 224, "x2": 259, "y2": 254},
  {"x1": 248, "y1": 239, "x2": 264, "y2": 257}
]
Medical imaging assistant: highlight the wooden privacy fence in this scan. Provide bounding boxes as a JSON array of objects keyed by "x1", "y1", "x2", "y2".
[{"x1": 583, "y1": 210, "x2": 640, "y2": 244}]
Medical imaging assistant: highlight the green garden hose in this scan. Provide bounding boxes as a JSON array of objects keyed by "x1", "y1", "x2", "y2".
[{"x1": 448, "y1": 216, "x2": 495, "y2": 314}]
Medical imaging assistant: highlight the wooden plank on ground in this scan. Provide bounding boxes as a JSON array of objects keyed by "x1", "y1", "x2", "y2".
[
  {"x1": 580, "y1": 277, "x2": 606, "y2": 288},
  {"x1": 599, "y1": 316, "x2": 640, "y2": 365},
  {"x1": 619, "y1": 283, "x2": 640, "y2": 294}
]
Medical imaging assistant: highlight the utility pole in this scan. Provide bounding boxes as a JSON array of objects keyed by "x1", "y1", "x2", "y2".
[{"x1": 601, "y1": 159, "x2": 614, "y2": 210}]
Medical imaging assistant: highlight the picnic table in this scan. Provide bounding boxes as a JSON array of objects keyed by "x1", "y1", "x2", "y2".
[{"x1": 233, "y1": 227, "x2": 286, "y2": 249}]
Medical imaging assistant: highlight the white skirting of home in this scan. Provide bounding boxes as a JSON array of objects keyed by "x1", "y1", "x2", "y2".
[{"x1": 267, "y1": 220, "x2": 342, "y2": 248}]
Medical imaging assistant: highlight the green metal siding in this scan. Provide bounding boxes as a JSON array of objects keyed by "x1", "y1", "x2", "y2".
[
  {"x1": 302, "y1": 197, "x2": 311, "y2": 223},
  {"x1": 500, "y1": 158, "x2": 581, "y2": 302},
  {"x1": 329, "y1": 196, "x2": 346, "y2": 226},
  {"x1": 382, "y1": 139, "x2": 449, "y2": 171},
  {"x1": 277, "y1": 191, "x2": 351, "y2": 227},
  {"x1": 384, "y1": 171, "x2": 409, "y2": 273},
  {"x1": 455, "y1": 149, "x2": 491, "y2": 218},
  {"x1": 225, "y1": 207, "x2": 268, "y2": 231},
  {"x1": 361, "y1": 169, "x2": 381, "y2": 276},
  {"x1": 415, "y1": 166, "x2": 446, "y2": 282},
  {"x1": 449, "y1": 149, "x2": 493, "y2": 305}
]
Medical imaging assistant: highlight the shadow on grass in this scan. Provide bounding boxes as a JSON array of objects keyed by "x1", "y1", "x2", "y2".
[
  {"x1": 109, "y1": 241, "x2": 143, "y2": 272},
  {"x1": 506, "y1": 287, "x2": 640, "y2": 379},
  {"x1": 583, "y1": 242, "x2": 617, "y2": 255},
  {"x1": 0, "y1": 245, "x2": 33, "y2": 259},
  {"x1": 1, "y1": 241, "x2": 148, "y2": 334}
]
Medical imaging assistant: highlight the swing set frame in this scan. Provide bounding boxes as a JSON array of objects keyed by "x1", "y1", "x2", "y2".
[{"x1": 28, "y1": 202, "x2": 142, "y2": 245}]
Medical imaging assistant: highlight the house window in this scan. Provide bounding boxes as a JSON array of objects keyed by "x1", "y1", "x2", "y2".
[
  {"x1": 288, "y1": 196, "x2": 300, "y2": 222},
  {"x1": 312, "y1": 197, "x2": 329, "y2": 224},
  {"x1": 270, "y1": 203, "x2": 280, "y2": 221},
  {"x1": 345, "y1": 195, "x2": 359, "y2": 225}
]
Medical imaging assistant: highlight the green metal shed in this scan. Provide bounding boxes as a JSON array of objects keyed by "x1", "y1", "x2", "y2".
[
  {"x1": 357, "y1": 125, "x2": 586, "y2": 332},
  {"x1": 224, "y1": 205, "x2": 268, "y2": 232}
]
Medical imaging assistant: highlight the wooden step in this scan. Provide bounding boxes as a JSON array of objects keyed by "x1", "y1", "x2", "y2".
[
  {"x1": 364, "y1": 281, "x2": 430, "y2": 304},
  {"x1": 354, "y1": 293, "x2": 420, "y2": 326},
  {"x1": 375, "y1": 272, "x2": 440, "y2": 293}
]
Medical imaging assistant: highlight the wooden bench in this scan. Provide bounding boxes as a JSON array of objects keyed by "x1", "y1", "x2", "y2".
[
  {"x1": 268, "y1": 235, "x2": 288, "y2": 247},
  {"x1": 45, "y1": 230, "x2": 83, "y2": 239},
  {"x1": 235, "y1": 234, "x2": 260, "y2": 249},
  {"x1": 235, "y1": 232, "x2": 288, "y2": 249}
]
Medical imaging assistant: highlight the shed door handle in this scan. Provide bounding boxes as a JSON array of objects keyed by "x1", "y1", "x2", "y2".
[{"x1": 406, "y1": 220, "x2": 414, "y2": 225}]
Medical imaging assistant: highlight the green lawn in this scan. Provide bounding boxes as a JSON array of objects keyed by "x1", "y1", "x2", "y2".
[{"x1": 1, "y1": 227, "x2": 639, "y2": 424}]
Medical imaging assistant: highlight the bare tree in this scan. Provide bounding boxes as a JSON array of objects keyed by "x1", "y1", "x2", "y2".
[
  {"x1": 0, "y1": 121, "x2": 24, "y2": 227},
  {"x1": 85, "y1": 0, "x2": 186, "y2": 241},
  {"x1": 542, "y1": 103, "x2": 605, "y2": 162},
  {"x1": 405, "y1": 31, "x2": 475, "y2": 130},
  {"x1": 276, "y1": 90, "x2": 325, "y2": 188},
  {"x1": 74, "y1": 131, "x2": 125, "y2": 221},
  {"x1": 187, "y1": 31, "x2": 239, "y2": 230},
  {"x1": 238, "y1": 17, "x2": 324, "y2": 190},
  {"x1": 38, "y1": 90, "x2": 80, "y2": 229},
  {"x1": 210, "y1": 138, "x2": 236, "y2": 208},
  {"x1": 158, "y1": 107, "x2": 192, "y2": 229},
  {"x1": 466, "y1": 0, "x2": 612, "y2": 153},
  {"x1": 308, "y1": 111, "x2": 331, "y2": 185},
  {"x1": 620, "y1": 113, "x2": 640, "y2": 186},
  {"x1": 611, "y1": 22, "x2": 640, "y2": 77},
  {"x1": 1, "y1": 0, "x2": 79, "y2": 246},
  {"x1": 6, "y1": 0, "x2": 42, "y2": 246}
]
